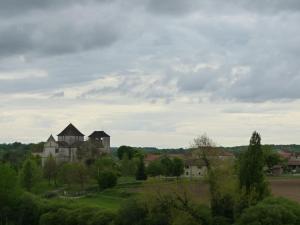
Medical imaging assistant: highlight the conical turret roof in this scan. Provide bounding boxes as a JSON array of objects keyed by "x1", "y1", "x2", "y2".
[{"x1": 47, "y1": 134, "x2": 56, "y2": 142}]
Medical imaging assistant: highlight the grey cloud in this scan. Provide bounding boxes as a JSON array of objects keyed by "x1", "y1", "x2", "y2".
[
  {"x1": 0, "y1": 17, "x2": 120, "y2": 58},
  {"x1": 146, "y1": 0, "x2": 300, "y2": 16},
  {"x1": 0, "y1": 0, "x2": 113, "y2": 17}
]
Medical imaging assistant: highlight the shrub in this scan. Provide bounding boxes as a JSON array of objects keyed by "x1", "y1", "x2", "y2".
[
  {"x1": 97, "y1": 170, "x2": 117, "y2": 190},
  {"x1": 236, "y1": 197, "x2": 300, "y2": 225},
  {"x1": 114, "y1": 199, "x2": 148, "y2": 225}
]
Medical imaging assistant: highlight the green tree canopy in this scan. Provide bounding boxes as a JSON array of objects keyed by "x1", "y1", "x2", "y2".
[
  {"x1": 172, "y1": 157, "x2": 184, "y2": 178},
  {"x1": 146, "y1": 160, "x2": 163, "y2": 177},
  {"x1": 43, "y1": 154, "x2": 58, "y2": 185},
  {"x1": 237, "y1": 197, "x2": 300, "y2": 225},
  {"x1": 135, "y1": 157, "x2": 147, "y2": 180},
  {"x1": 20, "y1": 159, "x2": 41, "y2": 192},
  {"x1": 117, "y1": 146, "x2": 136, "y2": 160}
]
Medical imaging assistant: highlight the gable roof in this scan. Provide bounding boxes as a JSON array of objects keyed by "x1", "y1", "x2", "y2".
[
  {"x1": 88, "y1": 131, "x2": 110, "y2": 138},
  {"x1": 47, "y1": 134, "x2": 56, "y2": 142},
  {"x1": 57, "y1": 123, "x2": 84, "y2": 136}
]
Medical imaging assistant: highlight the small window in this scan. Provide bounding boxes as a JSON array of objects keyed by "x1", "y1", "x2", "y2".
[
  {"x1": 186, "y1": 172, "x2": 189, "y2": 175},
  {"x1": 55, "y1": 149, "x2": 59, "y2": 153}
]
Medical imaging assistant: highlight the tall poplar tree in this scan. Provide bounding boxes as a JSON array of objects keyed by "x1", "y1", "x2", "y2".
[{"x1": 239, "y1": 131, "x2": 269, "y2": 203}]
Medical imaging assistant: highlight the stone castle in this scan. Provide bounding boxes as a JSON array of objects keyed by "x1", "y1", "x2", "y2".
[{"x1": 41, "y1": 123, "x2": 110, "y2": 165}]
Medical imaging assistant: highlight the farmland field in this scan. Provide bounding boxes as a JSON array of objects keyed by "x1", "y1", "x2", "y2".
[
  {"x1": 269, "y1": 178, "x2": 300, "y2": 202},
  {"x1": 50, "y1": 177, "x2": 300, "y2": 211}
]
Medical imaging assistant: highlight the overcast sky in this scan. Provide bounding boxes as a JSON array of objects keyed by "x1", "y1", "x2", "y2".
[{"x1": 1, "y1": 0, "x2": 300, "y2": 147}]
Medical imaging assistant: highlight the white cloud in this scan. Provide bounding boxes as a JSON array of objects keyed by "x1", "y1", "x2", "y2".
[{"x1": 0, "y1": 69, "x2": 47, "y2": 80}]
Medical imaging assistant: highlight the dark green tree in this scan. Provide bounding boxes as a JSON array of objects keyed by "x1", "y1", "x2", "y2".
[
  {"x1": 20, "y1": 159, "x2": 41, "y2": 192},
  {"x1": 146, "y1": 160, "x2": 163, "y2": 177},
  {"x1": 43, "y1": 154, "x2": 58, "y2": 185},
  {"x1": 239, "y1": 131, "x2": 270, "y2": 204},
  {"x1": 120, "y1": 154, "x2": 137, "y2": 177},
  {"x1": 263, "y1": 146, "x2": 282, "y2": 172},
  {"x1": 0, "y1": 163, "x2": 21, "y2": 224},
  {"x1": 237, "y1": 197, "x2": 300, "y2": 225},
  {"x1": 117, "y1": 146, "x2": 136, "y2": 160},
  {"x1": 136, "y1": 157, "x2": 147, "y2": 180},
  {"x1": 97, "y1": 171, "x2": 117, "y2": 190},
  {"x1": 160, "y1": 156, "x2": 174, "y2": 176},
  {"x1": 172, "y1": 157, "x2": 184, "y2": 178}
]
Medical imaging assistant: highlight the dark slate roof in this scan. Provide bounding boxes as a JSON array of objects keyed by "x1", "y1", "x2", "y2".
[
  {"x1": 57, "y1": 123, "x2": 84, "y2": 136},
  {"x1": 88, "y1": 131, "x2": 110, "y2": 138},
  {"x1": 47, "y1": 134, "x2": 56, "y2": 142}
]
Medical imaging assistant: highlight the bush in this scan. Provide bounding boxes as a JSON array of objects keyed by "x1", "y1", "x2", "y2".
[
  {"x1": 236, "y1": 197, "x2": 300, "y2": 225},
  {"x1": 97, "y1": 171, "x2": 118, "y2": 190},
  {"x1": 114, "y1": 199, "x2": 148, "y2": 225},
  {"x1": 39, "y1": 207, "x2": 115, "y2": 225}
]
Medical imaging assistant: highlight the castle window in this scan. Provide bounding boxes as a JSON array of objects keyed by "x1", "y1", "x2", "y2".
[{"x1": 55, "y1": 148, "x2": 59, "y2": 153}]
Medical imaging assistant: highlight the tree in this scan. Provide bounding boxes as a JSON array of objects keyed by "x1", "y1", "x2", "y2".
[
  {"x1": 92, "y1": 156, "x2": 119, "y2": 178},
  {"x1": 97, "y1": 171, "x2": 117, "y2": 190},
  {"x1": 160, "y1": 156, "x2": 174, "y2": 176},
  {"x1": 20, "y1": 159, "x2": 41, "y2": 192},
  {"x1": 239, "y1": 131, "x2": 270, "y2": 204},
  {"x1": 136, "y1": 157, "x2": 147, "y2": 180},
  {"x1": 146, "y1": 160, "x2": 163, "y2": 177},
  {"x1": 237, "y1": 197, "x2": 300, "y2": 225},
  {"x1": 263, "y1": 146, "x2": 282, "y2": 172},
  {"x1": 172, "y1": 157, "x2": 184, "y2": 178},
  {"x1": 0, "y1": 163, "x2": 21, "y2": 224},
  {"x1": 43, "y1": 155, "x2": 58, "y2": 185},
  {"x1": 192, "y1": 134, "x2": 237, "y2": 223},
  {"x1": 72, "y1": 163, "x2": 89, "y2": 190},
  {"x1": 117, "y1": 146, "x2": 136, "y2": 160},
  {"x1": 120, "y1": 154, "x2": 137, "y2": 177},
  {"x1": 58, "y1": 163, "x2": 74, "y2": 188}
]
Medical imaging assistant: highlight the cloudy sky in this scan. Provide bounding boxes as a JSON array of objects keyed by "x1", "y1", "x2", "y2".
[{"x1": 1, "y1": 0, "x2": 300, "y2": 147}]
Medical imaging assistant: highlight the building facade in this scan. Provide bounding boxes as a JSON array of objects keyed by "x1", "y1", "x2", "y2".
[{"x1": 40, "y1": 123, "x2": 110, "y2": 165}]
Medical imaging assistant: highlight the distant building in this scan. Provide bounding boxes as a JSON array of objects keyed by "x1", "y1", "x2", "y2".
[
  {"x1": 144, "y1": 149, "x2": 234, "y2": 178},
  {"x1": 275, "y1": 150, "x2": 300, "y2": 174},
  {"x1": 39, "y1": 123, "x2": 110, "y2": 165}
]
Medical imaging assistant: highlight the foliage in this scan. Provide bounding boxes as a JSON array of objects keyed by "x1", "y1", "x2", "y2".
[
  {"x1": 120, "y1": 154, "x2": 137, "y2": 177},
  {"x1": 58, "y1": 163, "x2": 74, "y2": 187},
  {"x1": 114, "y1": 199, "x2": 148, "y2": 225},
  {"x1": 0, "y1": 163, "x2": 21, "y2": 224},
  {"x1": 236, "y1": 197, "x2": 300, "y2": 225},
  {"x1": 77, "y1": 140, "x2": 103, "y2": 163},
  {"x1": 117, "y1": 145, "x2": 137, "y2": 160},
  {"x1": 71, "y1": 162, "x2": 89, "y2": 189},
  {"x1": 20, "y1": 158, "x2": 41, "y2": 191},
  {"x1": 172, "y1": 157, "x2": 184, "y2": 178},
  {"x1": 97, "y1": 170, "x2": 118, "y2": 190},
  {"x1": 115, "y1": 193, "x2": 212, "y2": 225},
  {"x1": 93, "y1": 156, "x2": 118, "y2": 174},
  {"x1": 43, "y1": 155, "x2": 58, "y2": 185},
  {"x1": 160, "y1": 156, "x2": 174, "y2": 176},
  {"x1": 39, "y1": 207, "x2": 115, "y2": 225},
  {"x1": 58, "y1": 162, "x2": 89, "y2": 189},
  {"x1": 262, "y1": 146, "x2": 283, "y2": 172},
  {"x1": 238, "y1": 132, "x2": 270, "y2": 205},
  {"x1": 136, "y1": 157, "x2": 147, "y2": 180},
  {"x1": 147, "y1": 160, "x2": 163, "y2": 177}
]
